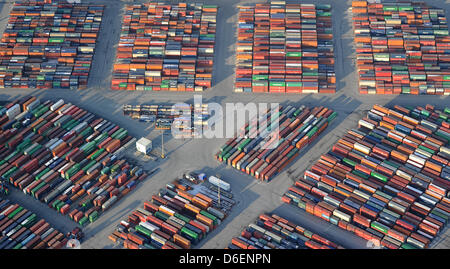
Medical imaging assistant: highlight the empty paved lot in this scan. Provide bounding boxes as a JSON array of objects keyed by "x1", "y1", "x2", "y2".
[{"x1": 0, "y1": 0, "x2": 449, "y2": 249}]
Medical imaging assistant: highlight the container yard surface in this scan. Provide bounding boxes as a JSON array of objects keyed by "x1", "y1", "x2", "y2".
[{"x1": 0, "y1": 0, "x2": 449, "y2": 249}]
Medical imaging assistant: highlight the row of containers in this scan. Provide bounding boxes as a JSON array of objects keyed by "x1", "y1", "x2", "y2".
[
  {"x1": 0, "y1": 96, "x2": 150, "y2": 227},
  {"x1": 109, "y1": 173, "x2": 235, "y2": 249},
  {"x1": 235, "y1": 2, "x2": 336, "y2": 93},
  {"x1": 0, "y1": 197, "x2": 67, "y2": 249},
  {"x1": 122, "y1": 104, "x2": 210, "y2": 138},
  {"x1": 227, "y1": 213, "x2": 343, "y2": 249},
  {"x1": 215, "y1": 105, "x2": 337, "y2": 182},
  {"x1": 352, "y1": 0, "x2": 450, "y2": 95},
  {"x1": 0, "y1": 1, "x2": 104, "y2": 89},
  {"x1": 111, "y1": 3, "x2": 217, "y2": 91},
  {"x1": 282, "y1": 104, "x2": 450, "y2": 249}
]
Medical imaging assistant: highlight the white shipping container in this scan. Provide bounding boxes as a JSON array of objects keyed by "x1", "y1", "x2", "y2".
[
  {"x1": 333, "y1": 209, "x2": 351, "y2": 223},
  {"x1": 354, "y1": 143, "x2": 371, "y2": 155},
  {"x1": 145, "y1": 71, "x2": 161, "y2": 77},
  {"x1": 409, "y1": 154, "x2": 425, "y2": 166},
  {"x1": 353, "y1": 189, "x2": 371, "y2": 200},
  {"x1": 359, "y1": 119, "x2": 375, "y2": 130},
  {"x1": 396, "y1": 169, "x2": 412, "y2": 181},
  {"x1": 151, "y1": 233, "x2": 167, "y2": 245},
  {"x1": 78, "y1": 47, "x2": 94, "y2": 53},
  {"x1": 140, "y1": 221, "x2": 159, "y2": 232},
  {"x1": 208, "y1": 176, "x2": 231, "y2": 191},
  {"x1": 165, "y1": 50, "x2": 181, "y2": 56},
  {"x1": 159, "y1": 205, "x2": 175, "y2": 216},
  {"x1": 198, "y1": 47, "x2": 214, "y2": 54},
  {"x1": 440, "y1": 146, "x2": 450, "y2": 155},
  {"x1": 58, "y1": 103, "x2": 73, "y2": 115},
  {"x1": 169, "y1": 216, "x2": 186, "y2": 226},
  {"x1": 174, "y1": 195, "x2": 190, "y2": 205}
]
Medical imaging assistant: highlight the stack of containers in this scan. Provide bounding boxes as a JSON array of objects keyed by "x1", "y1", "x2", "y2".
[
  {"x1": 109, "y1": 177, "x2": 234, "y2": 249},
  {"x1": 122, "y1": 103, "x2": 210, "y2": 137},
  {"x1": 235, "y1": 2, "x2": 336, "y2": 93},
  {"x1": 228, "y1": 213, "x2": 344, "y2": 249},
  {"x1": 0, "y1": 1, "x2": 104, "y2": 90},
  {"x1": 352, "y1": 0, "x2": 450, "y2": 95},
  {"x1": 0, "y1": 96, "x2": 149, "y2": 227},
  {"x1": 215, "y1": 105, "x2": 337, "y2": 182},
  {"x1": 282, "y1": 104, "x2": 450, "y2": 249},
  {"x1": 111, "y1": 3, "x2": 217, "y2": 91},
  {"x1": 0, "y1": 198, "x2": 67, "y2": 249}
]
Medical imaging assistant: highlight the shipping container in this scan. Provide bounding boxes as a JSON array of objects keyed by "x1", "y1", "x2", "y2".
[
  {"x1": 216, "y1": 105, "x2": 336, "y2": 182},
  {"x1": 110, "y1": 172, "x2": 236, "y2": 249},
  {"x1": 352, "y1": 0, "x2": 450, "y2": 95},
  {"x1": 0, "y1": 96, "x2": 149, "y2": 226},
  {"x1": 0, "y1": 197, "x2": 66, "y2": 249},
  {"x1": 282, "y1": 103, "x2": 450, "y2": 248},
  {"x1": 112, "y1": 3, "x2": 217, "y2": 91},
  {"x1": 228, "y1": 213, "x2": 342, "y2": 249},
  {"x1": 235, "y1": 3, "x2": 336, "y2": 93},
  {"x1": 0, "y1": 2, "x2": 104, "y2": 90},
  {"x1": 123, "y1": 104, "x2": 210, "y2": 138}
]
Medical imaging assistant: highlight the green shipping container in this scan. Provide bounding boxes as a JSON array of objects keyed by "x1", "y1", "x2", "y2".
[
  {"x1": 343, "y1": 158, "x2": 356, "y2": 167},
  {"x1": 352, "y1": 170, "x2": 369, "y2": 179},
  {"x1": 371, "y1": 171, "x2": 388, "y2": 183},
  {"x1": 174, "y1": 213, "x2": 191, "y2": 223},
  {"x1": 252, "y1": 75, "x2": 268, "y2": 80},
  {"x1": 401, "y1": 243, "x2": 418, "y2": 249},
  {"x1": 399, "y1": 6, "x2": 413, "y2": 11},
  {"x1": 22, "y1": 214, "x2": 37, "y2": 228},
  {"x1": 327, "y1": 112, "x2": 337, "y2": 122},
  {"x1": 181, "y1": 227, "x2": 198, "y2": 241},
  {"x1": 36, "y1": 167, "x2": 50, "y2": 180},
  {"x1": 383, "y1": 6, "x2": 398, "y2": 11},
  {"x1": 200, "y1": 210, "x2": 218, "y2": 225},
  {"x1": 8, "y1": 206, "x2": 23, "y2": 219},
  {"x1": 237, "y1": 138, "x2": 251, "y2": 151},
  {"x1": 154, "y1": 211, "x2": 169, "y2": 222},
  {"x1": 49, "y1": 38, "x2": 64, "y2": 43},
  {"x1": 286, "y1": 52, "x2": 302, "y2": 57},
  {"x1": 269, "y1": 81, "x2": 286, "y2": 87},
  {"x1": 31, "y1": 181, "x2": 47, "y2": 196}
]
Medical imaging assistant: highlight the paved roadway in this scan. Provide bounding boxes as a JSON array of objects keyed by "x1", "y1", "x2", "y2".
[{"x1": 0, "y1": 0, "x2": 449, "y2": 249}]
